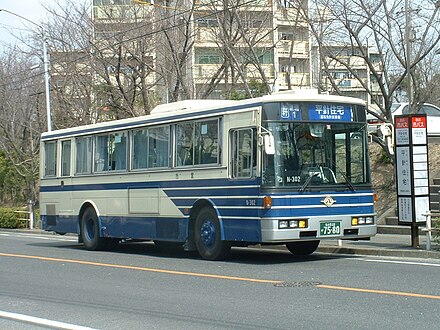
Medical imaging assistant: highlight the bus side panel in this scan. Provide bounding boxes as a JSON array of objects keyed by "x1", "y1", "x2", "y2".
[
  {"x1": 100, "y1": 216, "x2": 188, "y2": 242},
  {"x1": 41, "y1": 214, "x2": 78, "y2": 234},
  {"x1": 221, "y1": 219, "x2": 261, "y2": 242}
]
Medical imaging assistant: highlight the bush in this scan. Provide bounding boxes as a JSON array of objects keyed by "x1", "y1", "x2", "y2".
[
  {"x1": 434, "y1": 218, "x2": 440, "y2": 248},
  {"x1": 0, "y1": 207, "x2": 27, "y2": 229}
]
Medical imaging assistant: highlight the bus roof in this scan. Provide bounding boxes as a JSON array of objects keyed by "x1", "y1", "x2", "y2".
[{"x1": 41, "y1": 90, "x2": 365, "y2": 141}]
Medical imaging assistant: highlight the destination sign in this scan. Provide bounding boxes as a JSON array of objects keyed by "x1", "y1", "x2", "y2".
[{"x1": 308, "y1": 104, "x2": 353, "y2": 122}]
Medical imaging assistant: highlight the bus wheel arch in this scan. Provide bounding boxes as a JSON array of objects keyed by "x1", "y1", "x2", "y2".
[
  {"x1": 187, "y1": 200, "x2": 214, "y2": 251},
  {"x1": 191, "y1": 202, "x2": 231, "y2": 260},
  {"x1": 79, "y1": 203, "x2": 107, "y2": 251}
]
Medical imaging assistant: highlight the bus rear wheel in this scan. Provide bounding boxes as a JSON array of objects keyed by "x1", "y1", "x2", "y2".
[
  {"x1": 195, "y1": 207, "x2": 231, "y2": 260},
  {"x1": 81, "y1": 207, "x2": 107, "y2": 251},
  {"x1": 286, "y1": 240, "x2": 320, "y2": 256}
]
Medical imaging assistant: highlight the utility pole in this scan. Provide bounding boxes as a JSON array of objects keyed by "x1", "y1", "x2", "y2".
[
  {"x1": 405, "y1": 0, "x2": 412, "y2": 113},
  {"x1": 404, "y1": 0, "x2": 419, "y2": 248}
]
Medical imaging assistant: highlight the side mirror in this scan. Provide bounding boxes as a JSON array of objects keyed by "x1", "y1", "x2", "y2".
[{"x1": 264, "y1": 134, "x2": 275, "y2": 155}]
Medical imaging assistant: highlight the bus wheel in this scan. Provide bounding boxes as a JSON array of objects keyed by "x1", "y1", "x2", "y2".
[
  {"x1": 195, "y1": 207, "x2": 230, "y2": 260},
  {"x1": 81, "y1": 208, "x2": 106, "y2": 251},
  {"x1": 286, "y1": 240, "x2": 320, "y2": 256}
]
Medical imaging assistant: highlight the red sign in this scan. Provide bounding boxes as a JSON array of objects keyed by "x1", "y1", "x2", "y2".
[
  {"x1": 412, "y1": 116, "x2": 427, "y2": 128},
  {"x1": 395, "y1": 117, "x2": 409, "y2": 129}
]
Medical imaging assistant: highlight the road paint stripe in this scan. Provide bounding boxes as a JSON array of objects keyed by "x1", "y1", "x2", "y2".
[
  {"x1": 361, "y1": 258, "x2": 440, "y2": 267},
  {"x1": 317, "y1": 284, "x2": 440, "y2": 300},
  {"x1": 2, "y1": 252, "x2": 440, "y2": 300},
  {"x1": 0, "y1": 231, "x2": 76, "y2": 242},
  {"x1": 0, "y1": 252, "x2": 282, "y2": 284},
  {"x1": 0, "y1": 310, "x2": 96, "y2": 330}
]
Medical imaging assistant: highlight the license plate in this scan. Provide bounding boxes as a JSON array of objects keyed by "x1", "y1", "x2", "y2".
[{"x1": 319, "y1": 221, "x2": 342, "y2": 237}]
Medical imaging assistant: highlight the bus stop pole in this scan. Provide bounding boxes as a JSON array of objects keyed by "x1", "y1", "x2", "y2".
[{"x1": 411, "y1": 224, "x2": 419, "y2": 248}]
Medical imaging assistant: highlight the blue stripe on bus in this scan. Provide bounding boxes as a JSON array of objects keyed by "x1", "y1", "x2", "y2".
[
  {"x1": 41, "y1": 214, "x2": 261, "y2": 242},
  {"x1": 41, "y1": 176, "x2": 375, "y2": 241},
  {"x1": 39, "y1": 178, "x2": 260, "y2": 193},
  {"x1": 41, "y1": 215, "x2": 79, "y2": 234}
]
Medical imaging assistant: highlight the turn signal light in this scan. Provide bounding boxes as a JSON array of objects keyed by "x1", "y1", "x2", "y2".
[
  {"x1": 263, "y1": 196, "x2": 272, "y2": 209},
  {"x1": 352, "y1": 216, "x2": 375, "y2": 226},
  {"x1": 278, "y1": 219, "x2": 308, "y2": 229}
]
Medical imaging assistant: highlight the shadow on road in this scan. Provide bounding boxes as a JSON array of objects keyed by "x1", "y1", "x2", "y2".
[{"x1": 27, "y1": 239, "x2": 342, "y2": 265}]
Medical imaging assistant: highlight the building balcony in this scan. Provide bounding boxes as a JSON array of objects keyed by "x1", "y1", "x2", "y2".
[
  {"x1": 277, "y1": 72, "x2": 310, "y2": 88},
  {"x1": 193, "y1": 64, "x2": 275, "y2": 83},
  {"x1": 276, "y1": 40, "x2": 309, "y2": 57}
]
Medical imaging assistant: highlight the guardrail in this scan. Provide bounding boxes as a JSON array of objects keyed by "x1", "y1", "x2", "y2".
[
  {"x1": 13, "y1": 201, "x2": 34, "y2": 229},
  {"x1": 422, "y1": 211, "x2": 440, "y2": 250}
]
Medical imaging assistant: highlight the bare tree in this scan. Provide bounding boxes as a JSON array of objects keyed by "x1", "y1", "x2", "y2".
[
  {"x1": 193, "y1": 0, "x2": 275, "y2": 99},
  {"x1": 301, "y1": 0, "x2": 440, "y2": 157},
  {"x1": 0, "y1": 48, "x2": 42, "y2": 204}
]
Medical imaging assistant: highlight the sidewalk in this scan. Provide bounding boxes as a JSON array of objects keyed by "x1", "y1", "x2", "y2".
[{"x1": 318, "y1": 230, "x2": 440, "y2": 259}]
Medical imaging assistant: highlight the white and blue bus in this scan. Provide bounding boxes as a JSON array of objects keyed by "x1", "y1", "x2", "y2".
[{"x1": 40, "y1": 90, "x2": 376, "y2": 260}]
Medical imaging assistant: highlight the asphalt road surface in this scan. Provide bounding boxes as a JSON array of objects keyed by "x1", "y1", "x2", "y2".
[{"x1": 1, "y1": 230, "x2": 439, "y2": 329}]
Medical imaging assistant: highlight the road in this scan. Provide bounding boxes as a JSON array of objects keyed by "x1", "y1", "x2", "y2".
[{"x1": 0, "y1": 230, "x2": 439, "y2": 329}]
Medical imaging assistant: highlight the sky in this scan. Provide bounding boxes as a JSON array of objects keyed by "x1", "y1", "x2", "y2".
[{"x1": 0, "y1": 0, "x2": 62, "y2": 49}]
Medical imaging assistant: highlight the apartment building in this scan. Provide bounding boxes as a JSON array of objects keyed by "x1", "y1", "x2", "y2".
[
  {"x1": 91, "y1": 0, "x2": 311, "y2": 107},
  {"x1": 312, "y1": 45, "x2": 384, "y2": 110}
]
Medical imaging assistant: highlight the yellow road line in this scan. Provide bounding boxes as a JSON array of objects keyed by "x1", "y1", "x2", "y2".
[
  {"x1": 0, "y1": 252, "x2": 281, "y2": 284},
  {"x1": 317, "y1": 284, "x2": 440, "y2": 300},
  {"x1": 2, "y1": 252, "x2": 440, "y2": 300}
]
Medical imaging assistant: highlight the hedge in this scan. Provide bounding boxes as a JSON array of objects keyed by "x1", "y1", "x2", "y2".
[{"x1": 0, "y1": 207, "x2": 28, "y2": 229}]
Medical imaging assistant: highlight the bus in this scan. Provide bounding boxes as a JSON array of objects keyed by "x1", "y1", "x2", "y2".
[{"x1": 40, "y1": 90, "x2": 376, "y2": 260}]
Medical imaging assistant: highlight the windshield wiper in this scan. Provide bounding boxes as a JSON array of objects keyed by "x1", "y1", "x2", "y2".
[
  {"x1": 326, "y1": 158, "x2": 355, "y2": 192},
  {"x1": 299, "y1": 172, "x2": 319, "y2": 193}
]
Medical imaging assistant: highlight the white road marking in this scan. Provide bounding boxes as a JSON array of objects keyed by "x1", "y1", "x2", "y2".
[
  {"x1": 0, "y1": 310, "x2": 96, "y2": 330},
  {"x1": 360, "y1": 258, "x2": 440, "y2": 267},
  {"x1": 0, "y1": 231, "x2": 76, "y2": 242}
]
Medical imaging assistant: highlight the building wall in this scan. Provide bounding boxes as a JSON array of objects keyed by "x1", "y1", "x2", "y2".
[{"x1": 92, "y1": 0, "x2": 312, "y2": 104}]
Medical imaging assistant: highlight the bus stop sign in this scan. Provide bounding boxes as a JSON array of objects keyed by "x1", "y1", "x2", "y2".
[{"x1": 394, "y1": 114, "x2": 429, "y2": 226}]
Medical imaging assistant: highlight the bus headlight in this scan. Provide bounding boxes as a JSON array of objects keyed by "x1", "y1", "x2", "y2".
[
  {"x1": 279, "y1": 219, "x2": 308, "y2": 229},
  {"x1": 279, "y1": 220, "x2": 289, "y2": 229},
  {"x1": 352, "y1": 216, "x2": 374, "y2": 226}
]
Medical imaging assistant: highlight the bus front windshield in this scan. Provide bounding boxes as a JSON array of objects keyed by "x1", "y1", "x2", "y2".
[{"x1": 262, "y1": 122, "x2": 370, "y2": 189}]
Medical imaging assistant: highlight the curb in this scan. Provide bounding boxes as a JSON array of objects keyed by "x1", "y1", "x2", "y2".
[{"x1": 317, "y1": 246, "x2": 440, "y2": 259}]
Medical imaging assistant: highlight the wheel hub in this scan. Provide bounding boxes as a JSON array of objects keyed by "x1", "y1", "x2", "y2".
[{"x1": 200, "y1": 219, "x2": 216, "y2": 247}]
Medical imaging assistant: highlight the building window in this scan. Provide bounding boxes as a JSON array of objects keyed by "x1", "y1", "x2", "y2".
[{"x1": 195, "y1": 48, "x2": 222, "y2": 64}]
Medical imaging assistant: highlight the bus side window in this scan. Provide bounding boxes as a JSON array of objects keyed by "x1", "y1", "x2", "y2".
[
  {"x1": 44, "y1": 141, "x2": 57, "y2": 177},
  {"x1": 195, "y1": 119, "x2": 219, "y2": 165},
  {"x1": 61, "y1": 140, "x2": 71, "y2": 176},
  {"x1": 95, "y1": 135, "x2": 109, "y2": 172},
  {"x1": 148, "y1": 126, "x2": 170, "y2": 168},
  {"x1": 231, "y1": 128, "x2": 256, "y2": 178},
  {"x1": 111, "y1": 132, "x2": 127, "y2": 171},
  {"x1": 176, "y1": 122, "x2": 194, "y2": 166},
  {"x1": 76, "y1": 137, "x2": 92, "y2": 174}
]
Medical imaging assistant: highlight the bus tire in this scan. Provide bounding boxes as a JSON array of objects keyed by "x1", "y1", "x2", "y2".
[
  {"x1": 286, "y1": 240, "x2": 320, "y2": 256},
  {"x1": 195, "y1": 207, "x2": 230, "y2": 260},
  {"x1": 80, "y1": 207, "x2": 107, "y2": 251}
]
